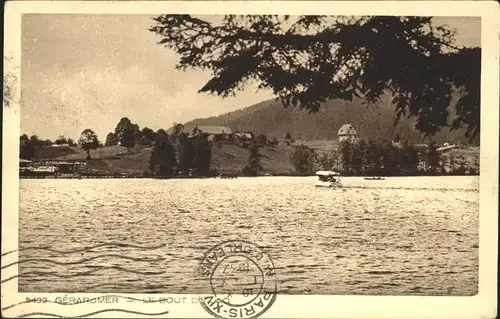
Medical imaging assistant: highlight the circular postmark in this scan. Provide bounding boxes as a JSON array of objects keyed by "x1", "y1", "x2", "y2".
[{"x1": 198, "y1": 240, "x2": 277, "y2": 319}]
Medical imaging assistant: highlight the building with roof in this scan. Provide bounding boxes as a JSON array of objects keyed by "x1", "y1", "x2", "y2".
[
  {"x1": 233, "y1": 132, "x2": 253, "y2": 140},
  {"x1": 190, "y1": 125, "x2": 233, "y2": 142},
  {"x1": 233, "y1": 132, "x2": 254, "y2": 148},
  {"x1": 19, "y1": 159, "x2": 87, "y2": 177},
  {"x1": 337, "y1": 124, "x2": 359, "y2": 143}
]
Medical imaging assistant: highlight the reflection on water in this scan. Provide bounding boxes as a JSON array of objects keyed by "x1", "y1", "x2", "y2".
[{"x1": 17, "y1": 176, "x2": 478, "y2": 295}]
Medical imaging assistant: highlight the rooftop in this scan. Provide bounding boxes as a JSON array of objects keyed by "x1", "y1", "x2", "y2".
[
  {"x1": 234, "y1": 132, "x2": 253, "y2": 139},
  {"x1": 195, "y1": 125, "x2": 233, "y2": 135}
]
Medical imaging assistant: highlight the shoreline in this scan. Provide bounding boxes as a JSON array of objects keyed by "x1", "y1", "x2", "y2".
[{"x1": 19, "y1": 173, "x2": 480, "y2": 180}]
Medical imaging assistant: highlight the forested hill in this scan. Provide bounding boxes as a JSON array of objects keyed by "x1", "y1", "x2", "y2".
[{"x1": 183, "y1": 94, "x2": 479, "y2": 145}]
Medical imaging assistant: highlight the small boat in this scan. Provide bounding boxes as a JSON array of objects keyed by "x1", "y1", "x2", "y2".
[
  {"x1": 315, "y1": 170, "x2": 341, "y2": 188},
  {"x1": 364, "y1": 176, "x2": 385, "y2": 180}
]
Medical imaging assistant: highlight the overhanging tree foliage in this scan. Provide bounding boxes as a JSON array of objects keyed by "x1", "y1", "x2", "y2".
[{"x1": 149, "y1": 15, "x2": 480, "y2": 139}]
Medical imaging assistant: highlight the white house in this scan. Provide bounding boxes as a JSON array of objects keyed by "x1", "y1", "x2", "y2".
[{"x1": 337, "y1": 124, "x2": 359, "y2": 143}]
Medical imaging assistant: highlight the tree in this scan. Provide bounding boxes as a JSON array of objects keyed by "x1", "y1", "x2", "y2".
[
  {"x1": 339, "y1": 141, "x2": 354, "y2": 175},
  {"x1": 105, "y1": 132, "x2": 119, "y2": 146},
  {"x1": 192, "y1": 135, "x2": 212, "y2": 175},
  {"x1": 114, "y1": 117, "x2": 140, "y2": 149},
  {"x1": 380, "y1": 140, "x2": 400, "y2": 176},
  {"x1": 132, "y1": 124, "x2": 142, "y2": 144},
  {"x1": 157, "y1": 129, "x2": 168, "y2": 138},
  {"x1": 454, "y1": 164, "x2": 467, "y2": 175},
  {"x1": 149, "y1": 134, "x2": 177, "y2": 176},
  {"x1": 67, "y1": 138, "x2": 76, "y2": 147},
  {"x1": 291, "y1": 145, "x2": 316, "y2": 175},
  {"x1": 150, "y1": 15, "x2": 480, "y2": 140},
  {"x1": 350, "y1": 142, "x2": 364, "y2": 175},
  {"x1": 120, "y1": 126, "x2": 136, "y2": 152},
  {"x1": 318, "y1": 151, "x2": 336, "y2": 171},
  {"x1": 177, "y1": 132, "x2": 194, "y2": 172},
  {"x1": 171, "y1": 123, "x2": 185, "y2": 143},
  {"x1": 243, "y1": 143, "x2": 263, "y2": 176},
  {"x1": 400, "y1": 141, "x2": 419, "y2": 175},
  {"x1": 25, "y1": 135, "x2": 51, "y2": 147},
  {"x1": 426, "y1": 140, "x2": 441, "y2": 174},
  {"x1": 357, "y1": 139, "x2": 368, "y2": 174},
  {"x1": 20, "y1": 134, "x2": 29, "y2": 142},
  {"x1": 115, "y1": 117, "x2": 133, "y2": 137},
  {"x1": 20, "y1": 139, "x2": 36, "y2": 160},
  {"x1": 140, "y1": 127, "x2": 157, "y2": 146},
  {"x1": 54, "y1": 135, "x2": 68, "y2": 145},
  {"x1": 255, "y1": 134, "x2": 268, "y2": 146},
  {"x1": 364, "y1": 139, "x2": 381, "y2": 175},
  {"x1": 78, "y1": 129, "x2": 99, "y2": 160},
  {"x1": 448, "y1": 153, "x2": 455, "y2": 174}
]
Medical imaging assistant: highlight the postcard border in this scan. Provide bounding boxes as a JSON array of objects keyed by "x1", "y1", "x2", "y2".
[{"x1": 2, "y1": 1, "x2": 499, "y2": 318}]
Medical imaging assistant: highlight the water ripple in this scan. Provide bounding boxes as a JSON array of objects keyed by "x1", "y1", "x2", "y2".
[{"x1": 16, "y1": 176, "x2": 479, "y2": 295}]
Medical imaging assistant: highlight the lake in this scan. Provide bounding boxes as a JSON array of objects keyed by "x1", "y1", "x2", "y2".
[{"x1": 17, "y1": 176, "x2": 479, "y2": 295}]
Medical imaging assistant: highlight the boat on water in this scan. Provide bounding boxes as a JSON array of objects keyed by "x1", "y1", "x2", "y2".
[
  {"x1": 364, "y1": 176, "x2": 385, "y2": 180},
  {"x1": 315, "y1": 170, "x2": 341, "y2": 188}
]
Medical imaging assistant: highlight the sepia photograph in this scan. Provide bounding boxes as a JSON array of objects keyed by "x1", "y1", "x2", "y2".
[{"x1": 2, "y1": 1, "x2": 498, "y2": 319}]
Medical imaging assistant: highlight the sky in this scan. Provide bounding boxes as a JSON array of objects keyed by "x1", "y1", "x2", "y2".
[{"x1": 20, "y1": 15, "x2": 481, "y2": 141}]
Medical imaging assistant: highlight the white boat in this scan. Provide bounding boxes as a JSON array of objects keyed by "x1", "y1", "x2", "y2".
[{"x1": 315, "y1": 170, "x2": 341, "y2": 188}]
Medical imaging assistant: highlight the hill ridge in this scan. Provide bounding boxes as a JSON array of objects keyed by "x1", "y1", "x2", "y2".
[{"x1": 182, "y1": 95, "x2": 479, "y2": 145}]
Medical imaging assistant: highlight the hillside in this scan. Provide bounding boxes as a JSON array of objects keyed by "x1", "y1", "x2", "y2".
[
  {"x1": 34, "y1": 145, "x2": 126, "y2": 161},
  {"x1": 183, "y1": 95, "x2": 479, "y2": 145},
  {"x1": 44, "y1": 144, "x2": 296, "y2": 175}
]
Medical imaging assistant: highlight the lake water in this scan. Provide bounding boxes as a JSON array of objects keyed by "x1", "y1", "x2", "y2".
[{"x1": 17, "y1": 176, "x2": 479, "y2": 295}]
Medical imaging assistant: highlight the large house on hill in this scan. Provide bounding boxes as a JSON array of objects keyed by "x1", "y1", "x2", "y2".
[
  {"x1": 337, "y1": 124, "x2": 359, "y2": 143},
  {"x1": 190, "y1": 125, "x2": 233, "y2": 142}
]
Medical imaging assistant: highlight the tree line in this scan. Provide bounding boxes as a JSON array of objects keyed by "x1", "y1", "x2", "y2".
[
  {"x1": 80, "y1": 118, "x2": 214, "y2": 176},
  {"x1": 19, "y1": 116, "x2": 278, "y2": 177},
  {"x1": 148, "y1": 124, "x2": 212, "y2": 176},
  {"x1": 19, "y1": 134, "x2": 78, "y2": 160},
  {"x1": 291, "y1": 139, "x2": 479, "y2": 176}
]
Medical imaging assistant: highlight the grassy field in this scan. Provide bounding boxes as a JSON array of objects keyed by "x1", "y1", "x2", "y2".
[
  {"x1": 211, "y1": 143, "x2": 295, "y2": 174},
  {"x1": 35, "y1": 145, "x2": 129, "y2": 160}
]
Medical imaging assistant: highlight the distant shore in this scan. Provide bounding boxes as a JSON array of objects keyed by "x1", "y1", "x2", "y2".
[
  {"x1": 19, "y1": 171, "x2": 479, "y2": 180},
  {"x1": 20, "y1": 141, "x2": 480, "y2": 180}
]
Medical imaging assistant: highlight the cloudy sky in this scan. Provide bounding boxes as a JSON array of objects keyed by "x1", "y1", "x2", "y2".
[{"x1": 21, "y1": 15, "x2": 481, "y2": 140}]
